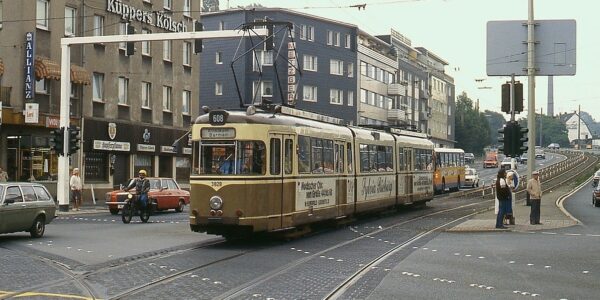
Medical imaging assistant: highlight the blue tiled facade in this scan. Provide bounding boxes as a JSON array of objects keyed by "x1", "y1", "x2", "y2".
[{"x1": 199, "y1": 9, "x2": 358, "y2": 123}]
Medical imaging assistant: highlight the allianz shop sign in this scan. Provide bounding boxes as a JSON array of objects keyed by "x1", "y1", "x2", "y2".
[{"x1": 106, "y1": 0, "x2": 189, "y2": 32}]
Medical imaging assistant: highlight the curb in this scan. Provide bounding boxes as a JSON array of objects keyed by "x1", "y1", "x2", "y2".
[{"x1": 555, "y1": 175, "x2": 591, "y2": 225}]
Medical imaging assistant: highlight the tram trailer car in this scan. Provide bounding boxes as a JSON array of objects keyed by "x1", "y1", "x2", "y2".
[{"x1": 189, "y1": 108, "x2": 434, "y2": 238}]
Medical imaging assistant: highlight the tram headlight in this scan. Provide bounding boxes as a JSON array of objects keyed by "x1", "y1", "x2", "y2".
[{"x1": 209, "y1": 196, "x2": 223, "y2": 210}]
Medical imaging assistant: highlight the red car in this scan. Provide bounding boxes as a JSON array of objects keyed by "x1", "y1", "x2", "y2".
[{"x1": 105, "y1": 177, "x2": 190, "y2": 215}]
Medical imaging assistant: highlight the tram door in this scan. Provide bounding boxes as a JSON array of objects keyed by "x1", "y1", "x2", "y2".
[
  {"x1": 268, "y1": 134, "x2": 294, "y2": 230},
  {"x1": 405, "y1": 148, "x2": 414, "y2": 203}
]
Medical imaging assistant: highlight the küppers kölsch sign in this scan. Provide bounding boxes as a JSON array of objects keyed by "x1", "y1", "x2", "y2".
[{"x1": 106, "y1": 0, "x2": 189, "y2": 32}]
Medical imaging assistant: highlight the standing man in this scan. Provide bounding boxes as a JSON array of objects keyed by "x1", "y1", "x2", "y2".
[
  {"x1": 0, "y1": 167, "x2": 8, "y2": 182},
  {"x1": 70, "y1": 168, "x2": 83, "y2": 211},
  {"x1": 526, "y1": 170, "x2": 542, "y2": 225}
]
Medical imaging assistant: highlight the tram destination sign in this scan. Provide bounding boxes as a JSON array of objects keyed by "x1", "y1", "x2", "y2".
[{"x1": 201, "y1": 128, "x2": 236, "y2": 139}]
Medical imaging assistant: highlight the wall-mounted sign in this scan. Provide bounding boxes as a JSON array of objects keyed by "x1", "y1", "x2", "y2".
[
  {"x1": 137, "y1": 144, "x2": 156, "y2": 152},
  {"x1": 183, "y1": 147, "x2": 192, "y2": 155},
  {"x1": 24, "y1": 32, "x2": 35, "y2": 99},
  {"x1": 93, "y1": 140, "x2": 131, "y2": 151},
  {"x1": 106, "y1": 0, "x2": 189, "y2": 32},
  {"x1": 160, "y1": 146, "x2": 176, "y2": 153},
  {"x1": 108, "y1": 122, "x2": 117, "y2": 140},
  {"x1": 287, "y1": 41, "x2": 297, "y2": 106},
  {"x1": 45, "y1": 116, "x2": 60, "y2": 128},
  {"x1": 24, "y1": 103, "x2": 39, "y2": 123},
  {"x1": 142, "y1": 128, "x2": 151, "y2": 143}
]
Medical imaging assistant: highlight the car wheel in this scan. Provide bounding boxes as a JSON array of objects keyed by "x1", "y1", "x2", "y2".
[
  {"x1": 109, "y1": 208, "x2": 119, "y2": 215},
  {"x1": 175, "y1": 199, "x2": 185, "y2": 213},
  {"x1": 30, "y1": 216, "x2": 46, "y2": 238}
]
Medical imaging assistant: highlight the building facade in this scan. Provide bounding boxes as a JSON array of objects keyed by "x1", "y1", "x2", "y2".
[
  {"x1": 0, "y1": 0, "x2": 201, "y2": 197},
  {"x1": 199, "y1": 8, "x2": 358, "y2": 123}
]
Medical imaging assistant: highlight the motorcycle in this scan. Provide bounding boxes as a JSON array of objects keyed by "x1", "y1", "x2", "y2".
[{"x1": 121, "y1": 191, "x2": 156, "y2": 224}]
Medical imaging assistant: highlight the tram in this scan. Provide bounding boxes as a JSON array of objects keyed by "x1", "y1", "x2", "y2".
[
  {"x1": 188, "y1": 106, "x2": 434, "y2": 238},
  {"x1": 432, "y1": 148, "x2": 466, "y2": 194}
]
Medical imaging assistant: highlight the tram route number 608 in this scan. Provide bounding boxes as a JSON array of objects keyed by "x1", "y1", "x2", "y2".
[{"x1": 209, "y1": 110, "x2": 228, "y2": 125}]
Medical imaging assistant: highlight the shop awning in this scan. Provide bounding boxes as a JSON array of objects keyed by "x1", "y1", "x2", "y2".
[
  {"x1": 70, "y1": 64, "x2": 91, "y2": 85},
  {"x1": 34, "y1": 56, "x2": 61, "y2": 80},
  {"x1": 0, "y1": 58, "x2": 4, "y2": 76}
]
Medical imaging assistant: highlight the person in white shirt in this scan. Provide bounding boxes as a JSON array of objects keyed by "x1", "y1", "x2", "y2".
[{"x1": 70, "y1": 168, "x2": 83, "y2": 211}]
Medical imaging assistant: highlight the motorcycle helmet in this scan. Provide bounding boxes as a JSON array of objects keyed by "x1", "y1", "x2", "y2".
[{"x1": 139, "y1": 170, "x2": 147, "y2": 176}]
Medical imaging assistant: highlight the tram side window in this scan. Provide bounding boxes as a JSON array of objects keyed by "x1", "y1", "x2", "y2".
[
  {"x1": 311, "y1": 138, "x2": 324, "y2": 173},
  {"x1": 398, "y1": 147, "x2": 405, "y2": 171},
  {"x1": 426, "y1": 150, "x2": 432, "y2": 170},
  {"x1": 298, "y1": 136, "x2": 311, "y2": 174},
  {"x1": 368, "y1": 145, "x2": 377, "y2": 171},
  {"x1": 359, "y1": 144, "x2": 369, "y2": 172},
  {"x1": 347, "y1": 143, "x2": 353, "y2": 173},
  {"x1": 385, "y1": 146, "x2": 393, "y2": 171},
  {"x1": 335, "y1": 144, "x2": 345, "y2": 173},
  {"x1": 238, "y1": 141, "x2": 266, "y2": 175},
  {"x1": 270, "y1": 138, "x2": 281, "y2": 175},
  {"x1": 323, "y1": 140, "x2": 334, "y2": 173},
  {"x1": 284, "y1": 139, "x2": 293, "y2": 174}
]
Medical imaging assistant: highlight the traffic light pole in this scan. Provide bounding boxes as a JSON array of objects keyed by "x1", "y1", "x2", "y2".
[
  {"x1": 56, "y1": 29, "x2": 267, "y2": 211},
  {"x1": 509, "y1": 74, "x2": 517, "y2": 169}
]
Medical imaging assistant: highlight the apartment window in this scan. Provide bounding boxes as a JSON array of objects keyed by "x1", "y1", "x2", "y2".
[
  {"x1": 183, "y1": 0, "x2": 191, "y2": 16},
  {"x1": 141, "y1": 29, "x2": 151, "y2": 55},
  {"x1": 253, "y1": 81, "x2": 273, "y2": 98},
  {"x1": 348, "y1": 62, "x2": 354, "y2": 77},
  {"x1": 36, "y1": 0, "x2": 49, "y2": 29},
  {"x1": 93, "y1": 15, "x2": 104, "y2": 36},
  {"x1": 348, "y1": 90, "x2": 354, "y2": 106},
  {"x1": 216, "y1": 51, "x2": 223, "y2": 64},
  {"x1": 327, "y1": 30, "x2": 333, "y2": 45},
  {"x1": 303, "y1": 54, "x2": 317, "y2": 72},
  {"x1": 300, "y1": 25, "x2": 307, "y2": 40},
  {"x1": 303, "y1": 85, "x2": 317, "y2": 102},
  {"x1": 118, "y1": 77, "x2": 129, "y2": 105},
  {"x1": 307, "y1": 26, "x2": 314, "y2": 41},
  {"x1": 183, "y1": 41, "x2": 192, "y2": 66},
  {"x1": 360, "y1": 62, "x2": 367, "y2": 76},
  {"x1": 252, "y1": 50, "x2": 273, "y2": 71},
  {"x1": 345, "y1": 34, "x2": 351, "y2": 48},
  {"x1": 163, "y1": 40, "x2": 172, "y2": 61},
  {"x1": 360, "y1": 89, "x2": 367, "y2": 103},
  {"x1": 330, "y1": 59, "x2": 343, "y2": 75},
  {"x1": 182, "y1": 90, "x2": 191, "y2": 115},
  {"x1": 215, "y1": 82, "x2": 223, "y2": 95},
  {"x1": 334, "y1": 32, "x2": 340, "y2": 47},
  {"x1": 219, "y1": 21, "x2": 225, "y2": 30},
  {"x1": 141, "y1": 82, "x2": 151, "y2": 108},
  {"x1": 119, "y1": 23, "x2": 127, "y2": 50},
  {"x1": 65, "y1": 7, "x2": 76, "y2": 36},
  {"x1": 92, "y1": 73, "x2": 104, "y2": 101},
  {"x1": 162, "y1": 86, "x2": 172, "y2": 111},
  {"x1": 163, "y1": 0, "x2": 172, "y2": 10},
  {"x1": 330, "y1": 89, "x2": 343, "y2": 105},
  {"x1": 35, "y1": 78, "x2": 48, "y2": 94}
]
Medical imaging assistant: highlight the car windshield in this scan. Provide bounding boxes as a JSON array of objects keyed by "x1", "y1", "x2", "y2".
[
  {"x1": 595, "y1": 171, "x2": 600, "y2": 177},
  {"x1": 196, "y1": 141, "x2": 266, "y2": 175}
]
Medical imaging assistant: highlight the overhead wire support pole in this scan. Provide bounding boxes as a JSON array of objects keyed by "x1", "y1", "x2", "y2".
[
  {"x1": 56, "y1": 29, "x2": 267, "y2": 211},
  {"x1": 510, "y1": 73, "x2": 516, "y2": 169},
  {"x1": 526, "y1": 0, "x2": 536, "y2": 180}
]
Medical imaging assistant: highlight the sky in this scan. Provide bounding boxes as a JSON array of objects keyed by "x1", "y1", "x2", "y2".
[{"x1": 220, "y1": 0, "x2": 600, "y2": 121}]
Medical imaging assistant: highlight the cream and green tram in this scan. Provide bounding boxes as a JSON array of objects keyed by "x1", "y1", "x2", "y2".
[
  {"x1": 189, "y1": 109, "x2": 355, "y2": 237},
  {"x1": 393, "y1": 130, "x2": 435, "y2": 204}
]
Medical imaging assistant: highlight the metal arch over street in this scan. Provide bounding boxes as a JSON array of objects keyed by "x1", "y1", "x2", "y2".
[{"x1": 56, "y1": 29, "x2": 268, "y2": 211}]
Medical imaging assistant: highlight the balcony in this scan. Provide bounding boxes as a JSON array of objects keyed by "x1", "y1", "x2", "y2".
[
  {"x1": 387, "y1": 83, "x2": 406, "y2": 96},
  {"x1": 387, "y1": 109, "x2": 407, "y2": 121}
]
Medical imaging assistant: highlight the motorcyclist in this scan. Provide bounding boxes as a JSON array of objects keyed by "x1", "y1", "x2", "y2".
[{"x1": 124, "y1": 170, "x2": 151, "y2": 208}]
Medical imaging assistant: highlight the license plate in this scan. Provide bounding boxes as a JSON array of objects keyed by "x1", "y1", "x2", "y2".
[{"x1": 118, "y1": 204, "x2": 123, "y2": 209}]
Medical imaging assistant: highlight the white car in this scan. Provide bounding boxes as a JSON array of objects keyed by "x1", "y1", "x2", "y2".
[
  {"x1": 500, "y1": 158, "x2": 516, "y2": 170},
  {"x1": 463, "y1": 167, "x2": 480, "y2": 188}
]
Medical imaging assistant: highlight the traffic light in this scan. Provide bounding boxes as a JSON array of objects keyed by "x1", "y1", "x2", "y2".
[
  {"x1": 517, "y1": 125, "x2": 529, "y2": 156},
  {"x1": 514, "y1": 82, "x2": 523, "y2": 113},
  {"x1": 194, "y1": 21, "x2": 203, "y2": 54},
  {"x1": 501, "y1": 83, "x2": 510, "y2": 113},
  {"x1": 50, "y1": 127, "x2": 65, "y2": 156},
  {"x1": 126, "y1": 24, "x2": 135, "y2": 56},
  {"x1": 498, "y1": 122, "x2": 513, "y2": 156},
  {"x1": 501, "y1": 82, "x2": 523, "y2": 114},
  {"x1": 67, "y1": 125, "x2": 80, "y2": 156}
]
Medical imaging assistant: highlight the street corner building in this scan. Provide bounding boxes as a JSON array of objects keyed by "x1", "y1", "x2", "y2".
[{"x1": 0, "y1": 0, "x2": 201, "y2": 200}]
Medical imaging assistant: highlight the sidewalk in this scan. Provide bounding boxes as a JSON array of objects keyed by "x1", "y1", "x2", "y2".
[
  {"x1": 447, "y1": 181, "x2": 580, "y2": 232},
  {"x1": 55, "y1": 204, "x2": 108, "y2": 216}
]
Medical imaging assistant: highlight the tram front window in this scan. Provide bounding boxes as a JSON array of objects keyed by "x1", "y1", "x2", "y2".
[{"x1": 199, "y1": 141, "x2": 266, "y2": 175}]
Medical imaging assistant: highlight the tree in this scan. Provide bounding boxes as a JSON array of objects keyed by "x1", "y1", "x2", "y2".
[
  {"x1": 484, "y1": 110, "x2": 506, "y2": 146},
  {"x1": 455, "y1": 92, "x2": 491, "y2": 155},
  {"x1": 518, "y1": 115, "x2": 569, "y2": 147}
]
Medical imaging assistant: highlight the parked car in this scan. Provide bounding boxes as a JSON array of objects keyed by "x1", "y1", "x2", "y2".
[
  {"x1": 105, "y1": 177, "x2": 190, "y2": 215},
  {"x1": 548, "y1": 143, "x2": 560, "y2": 149},
  {"x1": 0, "y1": 183, "x2": 57, "y2": 238},
  {"x1": 500, "y1": 157, "x2": 516, "y2": 170},
  {"x1": 463, "y1": 167, "x2": 480, "y2": 188},
  {"x1": 464, "y1": 153, "x2": 475, "y2": 164},
  {"x1": 592, "y1": 184, "x2": 600, "y2": 207},
  {"x1": 593, "y1": 171, "x2": 600, "y2": 187}
]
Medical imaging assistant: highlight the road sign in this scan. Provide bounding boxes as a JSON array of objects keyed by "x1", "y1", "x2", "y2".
[{"x1": 487, "y1": 19, "x2": 576, "y2": 76}]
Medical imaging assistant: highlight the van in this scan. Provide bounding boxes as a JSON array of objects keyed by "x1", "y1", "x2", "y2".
[{"x1": 483, "y1": 152, "x2": 498, "y2": 168}]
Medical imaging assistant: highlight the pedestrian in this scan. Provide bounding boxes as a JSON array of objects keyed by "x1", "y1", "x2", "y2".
[
  {"x1": 0, "y1": 167, "x2": 8, "y2": 182},
  {"x1": 495, "y1": 168, "x2": 511, "y2": 229},
  {"x1": 70, "y1": 168, "x2": 83, "y2": 211},
  {"x1": 526, "y1": 170, "x2": 542, "y2": 225}
]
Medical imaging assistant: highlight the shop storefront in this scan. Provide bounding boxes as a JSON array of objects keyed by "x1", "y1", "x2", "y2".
[{"x1": 82, "y1": 118, "x2": 191, "y2": 191}]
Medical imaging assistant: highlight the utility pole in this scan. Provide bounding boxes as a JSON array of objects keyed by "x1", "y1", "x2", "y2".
[
  {"x1": 526, "y1": 0, "x2": 536, "y2": 179},
  {"x1": 539, "y1": 107, "x2": 543, "y2": 146},
  {"x1": 578, "y1": 104, "x2": 581, "y2": 150}
]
